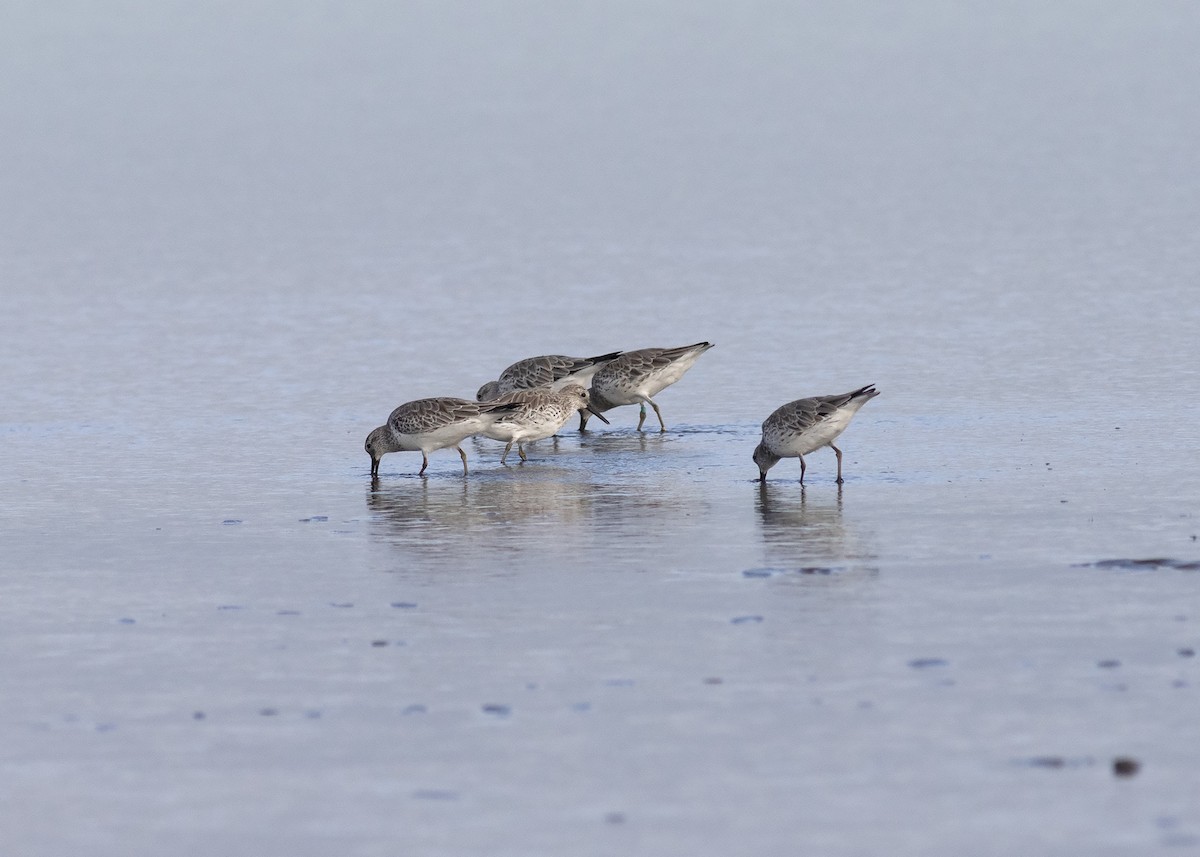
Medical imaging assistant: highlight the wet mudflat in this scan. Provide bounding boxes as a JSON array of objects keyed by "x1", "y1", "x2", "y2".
[
  {"x1": 4, "y1": 407, "x2": 1198, "y2": 855},
  {"x1": 3, "y1": 2, "x2": 1200, "y2": 855}
]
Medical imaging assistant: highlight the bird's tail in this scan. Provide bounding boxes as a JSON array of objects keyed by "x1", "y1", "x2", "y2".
[
  {"x1": 586, "y1": 350, "x2": 625, "y2": 365},
  {"x1": 661, "y1": 341, "x2": 715, "y2": 359}
]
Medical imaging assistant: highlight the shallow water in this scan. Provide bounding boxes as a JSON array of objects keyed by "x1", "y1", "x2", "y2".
[{"x1": 3, "y1": 2, "x2": 1200, "y2": 855}]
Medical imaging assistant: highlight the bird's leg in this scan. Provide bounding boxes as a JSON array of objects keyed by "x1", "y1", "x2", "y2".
[
  {"x1": 456, "y1": 446, "x2": 469, "y2": 475},
  {"x1": 798, "y1": 454, "x2": 806, "y2": 485},
  {"x1": 578, "y1": 411, "x2": 590, "y2": 432},
  {"x1": 501, "y1": 442, "x2": 513, "y2": 465},
  {"x1": 636, "y1": 403, "x2": 647, "y2": 432},
  {"x1": 831, "y1": 443, "x2": 844, "y2": 484},
  {"x1": 418, "y1": 452, "x2": 429, "y2": 476},
  {"x1": 649, "y1": 399, "x2": 666, "y2": 432},
  {"x1": 517, "y1": 442, "x2": 527, "y2": 462}
]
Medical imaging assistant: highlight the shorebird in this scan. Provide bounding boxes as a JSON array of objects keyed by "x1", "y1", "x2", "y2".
[
  {"x1": 753, "y1": 385, "x2": 879, "y2": 484},
  {"x1": 483, "y1": 384, "x2": 609, "y2": 463},
  {"x1": 581, "y1": 341, "x2": 714, "y2": 431},
  {"x1": 476, "y1": 351, "x2": 624, "y2": 402},
  {"x1": 365, "y1": 397, "x2": 521, "y2": 477}
]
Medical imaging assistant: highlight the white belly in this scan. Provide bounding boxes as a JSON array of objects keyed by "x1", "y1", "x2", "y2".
[{"x1": 397, "y1": 418, "x2": 486, "y2": 454}]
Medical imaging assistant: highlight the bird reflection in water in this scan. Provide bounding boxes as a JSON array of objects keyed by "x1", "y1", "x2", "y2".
[
  {"x1": 366, "y1": 470, "x2": 595, "y2": 559},
  {"x1": 755, "y1": 484, "x2": 876, "y2": 573}
]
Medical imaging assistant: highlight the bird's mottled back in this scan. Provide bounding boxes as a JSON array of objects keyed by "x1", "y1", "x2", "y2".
[
  {"x1": 764, "y1": 385, "x2": 878, "y2": 433},
  {"x1": 388, "y1": 397, "x2": 500, "y2": 434},
  {"x1": 600, "y1": 342, "x2": 712, "y2": 384},
  {"x1": 477, "y1": 351, "x2": 624, "y2": 401},
  {"x1": 502, "y1": 353, "x2": 620, "y2": 386}
]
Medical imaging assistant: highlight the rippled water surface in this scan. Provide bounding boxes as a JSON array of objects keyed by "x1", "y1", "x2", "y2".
[{"x1": 3, "y1": 2, "x2": 1200, "y2": 855}]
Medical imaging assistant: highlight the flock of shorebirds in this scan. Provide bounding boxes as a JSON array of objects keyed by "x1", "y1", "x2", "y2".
[{"x1": 364, "y1": 341, "x2": 879, "y2": 484}]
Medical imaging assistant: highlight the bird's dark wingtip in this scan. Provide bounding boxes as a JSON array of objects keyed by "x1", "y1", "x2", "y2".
[{"x1": 588, "y1": 350, "x2": 625, "y2": 364}]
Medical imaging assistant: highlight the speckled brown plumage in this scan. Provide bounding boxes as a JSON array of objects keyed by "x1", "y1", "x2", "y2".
[
  {"x1": 753, "y1": 385, "x2": 878, "y2": 484},
  {"x1": 583, "y1": 341, "x2": 714, "y2": 431}
]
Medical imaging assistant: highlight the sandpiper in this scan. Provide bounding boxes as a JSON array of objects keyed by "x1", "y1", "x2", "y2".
[
  {"x1": 581, "y1": 341, "x2": 714, "y2": 431},
  {"x1": 365, "y1": 397, "x2": 521, "y2": 477},
  {"x1": 483, "y1": 384, "x2": 609, "y2": 463},
  {"x1": 476, "y1": 351, "x2": 624, "y2": 402},
  {"x1": 753, "y1": 385, "x2": 879, "y2": 484}
]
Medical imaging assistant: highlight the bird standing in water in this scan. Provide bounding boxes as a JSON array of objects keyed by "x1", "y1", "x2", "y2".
[
  {"x1": 582, "y1": 341, "x2": 714, "y2": 431},
  {"x1": 365, "y1": 397, "x2": 521, "y2": 477},
  {"x1": 483, "y1": 384, "x2": 609, "y2": 463},
  {"x1": 753, "y1": 385, "x2": 879, "y2": 484}
]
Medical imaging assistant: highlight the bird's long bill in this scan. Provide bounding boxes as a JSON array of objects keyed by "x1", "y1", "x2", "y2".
[
  {"x1": 370, "y1": 456, "x2": 380, "y2": 478},
  {"x1": 585, "y1": 406, "x2": 610, "y2": 424}
]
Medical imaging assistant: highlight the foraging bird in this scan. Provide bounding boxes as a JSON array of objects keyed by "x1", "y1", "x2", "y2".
[
  {"x1": 476, "y1": 351, "x2": 624, "y2": 402},
  {"x1": 483, "y1": 384, "x2": 609, "y2": 463},
  {"x1": 581, "y1": 341, "x2": 714, "y2": 431},
  {"x1": 753, "y1": 385, "x2": 879, "y2": 484},
  {"x1": 365, "y1": 397, "x2": 521, "y2": 477}
]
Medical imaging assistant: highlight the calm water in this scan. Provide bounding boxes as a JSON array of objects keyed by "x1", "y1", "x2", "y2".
[{"x1": 3, "y1": 2, "x2": 1200, "y2": 855}]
